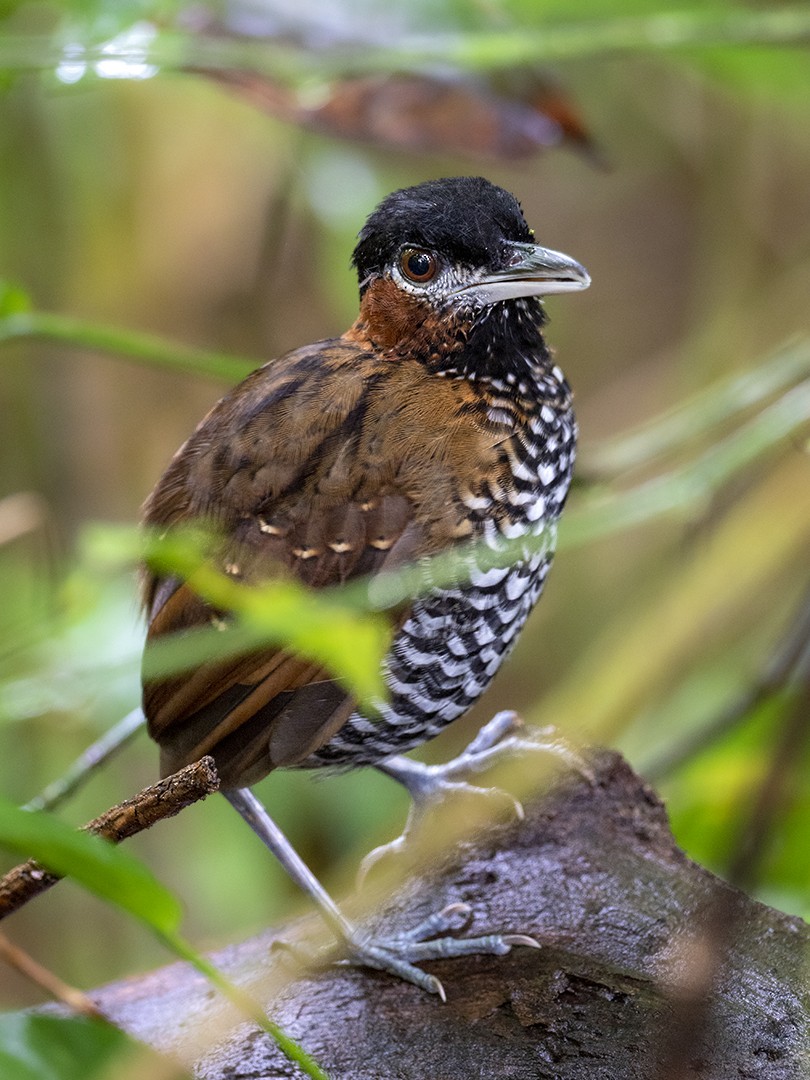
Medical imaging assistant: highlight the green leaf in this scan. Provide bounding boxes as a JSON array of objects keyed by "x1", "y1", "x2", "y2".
[
  {"x1": 141, "y1": 528, "x2": 391, "y2": 708},
  {"x1": 0, "y1": 800, "x2": 328, "y2": 1078},
  {"x1": 0, "y1": 1013, "x2": 130, "y2": 1080},
  {"x1": 162, "y1": 934, "x2": 330, "y2": 1080},
  {"x1": 0, "y1": 799, "x2": 182, "y2": 935}
]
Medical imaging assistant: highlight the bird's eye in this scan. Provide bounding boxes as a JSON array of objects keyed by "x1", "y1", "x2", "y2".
[{"x1": 399, "y1": 248, "x2": 438, "y2": 284}]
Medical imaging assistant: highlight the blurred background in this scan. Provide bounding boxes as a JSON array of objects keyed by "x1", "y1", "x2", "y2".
[{"x1": 1, "y1": 0, "x2": 809, "y2": 1035}]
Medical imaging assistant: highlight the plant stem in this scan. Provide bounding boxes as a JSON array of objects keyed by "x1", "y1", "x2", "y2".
[
  {"x1": 0, "y1": 310, "x2": 256, "y2": 383},
  {"x1": 25, "y1": 708, "x2": 146, "y2": 813},
  {"x1": 0, "y1": 932, "x2": 102, "y2": 1018},
  {"x1": 163, "y1": 933, "x2": 330, "y2": 1080},
  {"x1": 587, "y1": 339, "x2": 810, "y2": 476}
]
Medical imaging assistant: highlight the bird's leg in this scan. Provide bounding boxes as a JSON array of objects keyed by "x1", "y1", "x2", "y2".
[
  {"x1": 225, "y1": 787, "x2": 537, "y2": 1000},
  {"x1": 359, "y1": 710, "x2": 591, "y2": 884},
  {"x1": 225, "y1": 788, "x2": 354, "y2": 942}
]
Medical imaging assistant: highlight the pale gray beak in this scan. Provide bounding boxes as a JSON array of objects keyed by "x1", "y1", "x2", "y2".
[{"x1": 455, "y1": 241, "x2": 590, "y2": 305}]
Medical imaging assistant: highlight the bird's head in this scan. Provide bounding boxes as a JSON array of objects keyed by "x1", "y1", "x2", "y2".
[{"x1": 350, "y1": 176, "x2": 589, "y2": 369}]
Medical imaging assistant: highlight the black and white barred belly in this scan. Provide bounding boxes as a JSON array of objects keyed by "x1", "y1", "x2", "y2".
[{"x1": 304, "y1": 367, "x2": 576, "y2": 769}]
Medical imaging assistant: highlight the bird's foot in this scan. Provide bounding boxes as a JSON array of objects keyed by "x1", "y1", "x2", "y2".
[
  {"x1": 359, "y1": 711, "x2": 591, "y2": 885},
  {"x1": 402, "y1": 709, "x2": 593, "y2": 790},
  {"x1": 338, "y1": 902, "x2": 538, "y2": 999},
  {"x1": 273, "y1": 903, "x2": 537, "y2": 999}
]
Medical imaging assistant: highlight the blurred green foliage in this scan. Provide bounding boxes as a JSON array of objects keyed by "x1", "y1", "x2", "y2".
[
  {"x1": 1, "y1": 0, "x2": 810, "y2": 1076},
  {"x1": 0, "y1": 1014, "x2": 136, "y2": 1080},
  {"x1": 0, "y1": 796, "x2": 181, "y2": 930}
]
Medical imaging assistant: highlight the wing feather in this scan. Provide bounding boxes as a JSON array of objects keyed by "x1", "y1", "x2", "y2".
[{"x1": 142, "y1": 342, "x2": 423, "y2": 785}]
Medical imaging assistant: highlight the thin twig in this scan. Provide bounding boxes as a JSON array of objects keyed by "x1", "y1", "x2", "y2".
[
  {"x1": 25, "y1": 708, "x2": 147, "y2": 813},
  {"x1": 0, "y1": 931, "x2": 103, "y2": 1017},
  {"x1": 0, "y1": 756, "x2": 220, "y2": 920}
]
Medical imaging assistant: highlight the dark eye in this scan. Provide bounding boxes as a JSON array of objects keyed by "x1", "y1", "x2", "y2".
[{"x1": 399, "y1": 248, "x2": 438, "y2": 284}]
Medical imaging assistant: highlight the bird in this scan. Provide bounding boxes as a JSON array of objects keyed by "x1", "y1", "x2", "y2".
[{"x1": 141, "y1": 175, "x2": 589, "y2": 997}]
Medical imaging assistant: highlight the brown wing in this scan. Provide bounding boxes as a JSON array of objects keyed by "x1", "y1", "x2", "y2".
[
  {"x1": 141, "y1": 339, "x2": 424, "y2": 787},
  {"x1": 142, "y1": 332, "x2": 511, "y2": 788}
]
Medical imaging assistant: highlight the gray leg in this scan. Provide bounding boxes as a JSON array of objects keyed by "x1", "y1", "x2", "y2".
[
  {"x1": 360, "y1": 711, "x2": 591, "y2": 883},
  {"x1": 226, "y1": 786, "x2": 537, "y2": 1000},
  {"x1": 225, "y1": 788, "x2": 353, "y2": 943}
]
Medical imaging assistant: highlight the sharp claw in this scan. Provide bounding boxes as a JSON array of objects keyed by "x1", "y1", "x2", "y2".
[
  {"x1": 396, "y1": 901, "x2": 473, "y2": 942},
  {"x1": 356, "y1": 834, "x2": 408, "y2": 890},
  {"x1": 503, "y1": 934, "x2": 541, "y2": 949},
  {"x1": 507, "y1": 792, "x2": 525, "y2": 821},
  {"x1": 538, "y1": 743, "x2": 594, "y2": 784},
  {"x1": 439, "y1": 901, "x2": 472, "y2": 919},
  {"x1": 320, "y1": 906, "x2": 541, "y2": 998},
  {"x1": 436, "y1": 901, "x2": 473, "y2": 934},
  {"x1": 463, "y1": 783, "x2": 525, "y2": 822}
]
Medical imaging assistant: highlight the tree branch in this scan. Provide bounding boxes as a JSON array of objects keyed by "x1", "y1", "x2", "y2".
[
  {"x1": 0, "y1": 931, "x2": 102, "y2": 1018},
  {"x1": 0, "y1": 756, "x2": 219, "y2": 920},
  {"x1": 83, "y1": 752, "x2": 810, "y2": 1078}
]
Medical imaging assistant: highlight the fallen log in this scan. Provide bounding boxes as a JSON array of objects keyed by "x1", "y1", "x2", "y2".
[{"x1": 87, "y1": 751, "x2": 810, "y2": 1078}]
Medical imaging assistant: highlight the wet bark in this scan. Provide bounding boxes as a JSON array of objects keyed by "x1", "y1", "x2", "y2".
[{"x1": 88, "y1": 752, "x2": 810, "y2": 1079}]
